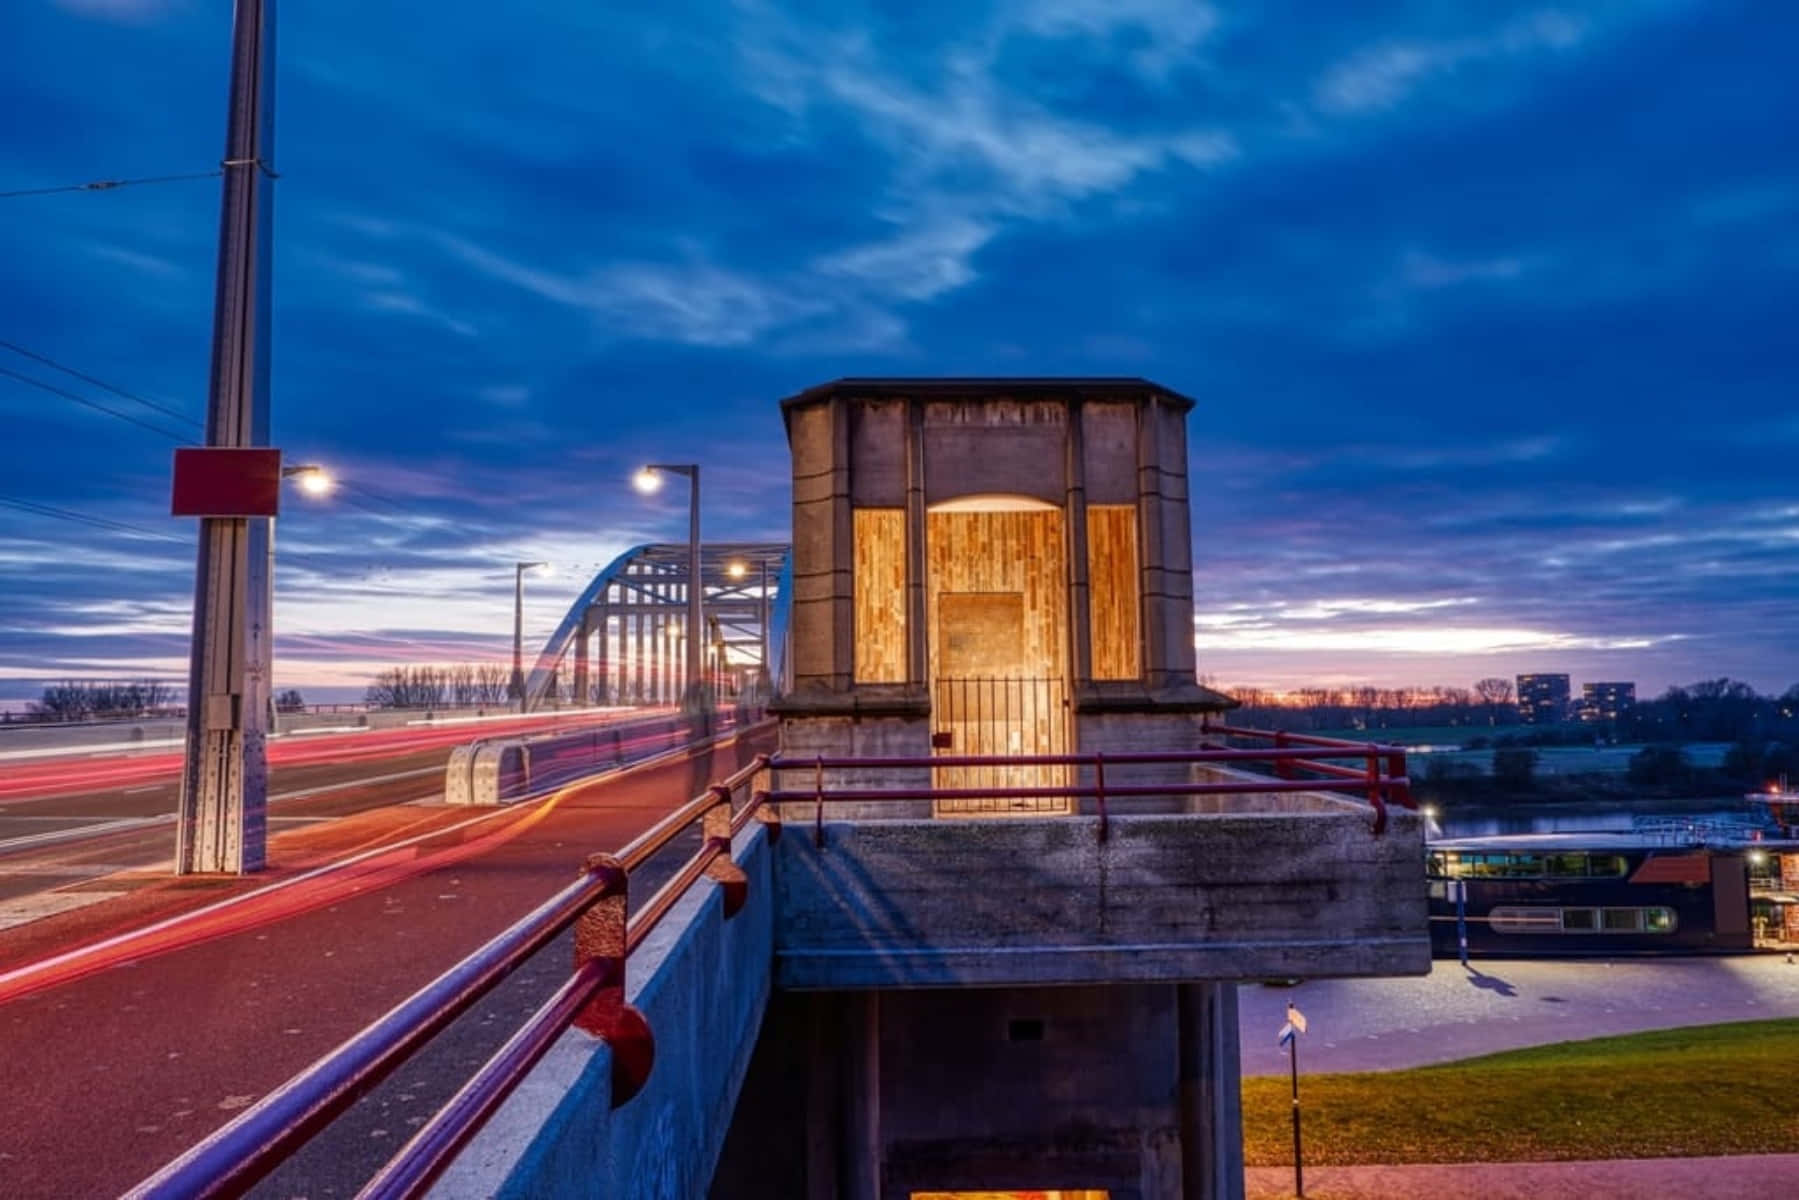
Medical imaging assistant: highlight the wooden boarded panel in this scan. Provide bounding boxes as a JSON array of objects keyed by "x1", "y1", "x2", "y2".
[
  {"x1": 853, "y1": 508, "x2": 907, "y2": 683},
  {"x1": 1087, "y1": 504, "x2": 1141, "y2": 681},
  {"x1": 926, "y1": 509, "x2": 1070, "y2": 810}
]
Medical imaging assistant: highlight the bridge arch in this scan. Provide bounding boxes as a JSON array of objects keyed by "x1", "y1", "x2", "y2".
[{"x1": 522, "y1": 542, "x2": 791, "y2": 712}]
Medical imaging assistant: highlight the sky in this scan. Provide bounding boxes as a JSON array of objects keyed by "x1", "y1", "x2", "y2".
[{"x1": 1, "y1": 0, "x2": 1796, "y2": 702}]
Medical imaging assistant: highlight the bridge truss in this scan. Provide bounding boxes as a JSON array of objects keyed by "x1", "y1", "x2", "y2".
[{"x1": 522, "y1": 542, "x2": 791, "y2": 712}]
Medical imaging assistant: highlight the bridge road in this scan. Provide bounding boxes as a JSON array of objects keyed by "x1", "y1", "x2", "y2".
[
  {"x1": 0, "y1": 709, "x2": 667, "y2": 915},
  {"x1": 0, "y1": 725, "x2": 772, "y2": 1199}
]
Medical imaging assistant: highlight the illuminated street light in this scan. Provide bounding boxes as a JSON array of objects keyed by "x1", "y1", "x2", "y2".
[
  {"x1": 635, "y1": 463, "x2": 706, "y2": 713},
  {"x1": 281, "y1": 464, "x2": 333, "y2": 497},
  {"x1": 1422, "y1": 805, "x2": 1439, "y2": 820},
  {"x1": 727, "y1": 560, "x2": 748, "y2": 580},
  {"x1": 1750, "y1": 850, "x2": 1768, "y2": 865}
]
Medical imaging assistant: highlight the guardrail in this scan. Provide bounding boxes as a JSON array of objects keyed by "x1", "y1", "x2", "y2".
[
  {"x1": 444, "y1": 709, "x2": 741, "y2": 806},
  {"x1": 125, "y1": 721, "x2": 776, "y2": 1200},
  {"x1": 754, "y1": 725, "x2": 1414, "y2": 836},
  {"x1": 127, "y1": 720, "x2": 1404, "y2": 1198}
]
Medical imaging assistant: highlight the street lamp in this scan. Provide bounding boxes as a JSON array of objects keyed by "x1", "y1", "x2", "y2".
[
  {"x1": 512, "y1": 560, "x2": 550, "y2": 707},
  {"x1": 634, "y1": 463, "x2": 706, "y2": 713},
  {"x1": 281, "y1": 463, "x2": 333, "y2": 498}
]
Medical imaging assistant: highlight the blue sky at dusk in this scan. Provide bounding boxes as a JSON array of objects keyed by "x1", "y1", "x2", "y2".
[{"x1": 1, "y1": 0, "x2": 1796, "y2": 699}]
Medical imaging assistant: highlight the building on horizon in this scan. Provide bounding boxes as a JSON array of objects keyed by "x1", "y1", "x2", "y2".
[
  {"x1": 1580, "y1": 680, "x2": 1637, "y2": 722},
  {"x1": 1517, "y1": 673, "x2": 1571, "y2": 723}
]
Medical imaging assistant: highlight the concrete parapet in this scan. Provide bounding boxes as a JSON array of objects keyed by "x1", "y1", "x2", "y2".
[
  {"x1": 772, "y1": 810, "x2": 1429, "y2": 989},
  {"x1": 430, "y1": 822, "x2": 775, "y2": 1200}
]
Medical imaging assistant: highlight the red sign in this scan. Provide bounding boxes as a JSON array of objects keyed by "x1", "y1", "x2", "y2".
[{"x1": 170, "y1": 447, "x2": 282, "y2": 518}]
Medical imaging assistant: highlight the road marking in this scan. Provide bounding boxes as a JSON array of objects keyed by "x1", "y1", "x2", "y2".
[
  {"x1": 125, "y1": 785, "x2": 163, "y2": 795},
  {"x1": 0, "y1": 726, "x2": 752, "y2": 1002},
  {"x1": 0, "y1": 816, "x2": 172, "y2": 856},
  {"x1": 268, "y1": 765, "x2": 442, "y2": 803},
  {"x1": 0, "y1": 891, "x2": 126, "y2": 932}
]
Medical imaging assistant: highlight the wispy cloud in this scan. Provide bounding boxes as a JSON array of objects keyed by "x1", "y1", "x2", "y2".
[{"x1": 1314, "y1": 10, "x2": 1589, "y2": 115}]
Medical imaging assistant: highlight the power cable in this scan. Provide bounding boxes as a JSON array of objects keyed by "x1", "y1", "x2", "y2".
[
  {"x1": 0, "y1": 170, "x2": 221, "y2": 201},
  {"x1": 0, "y1": 363, "x2": 193, "y2": 441},
  {"x1": 0, "y1": 338, "x2": 201, "y2": 430}
]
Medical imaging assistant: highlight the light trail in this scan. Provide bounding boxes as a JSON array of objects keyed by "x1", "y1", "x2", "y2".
[
  {"x1": 0, "y1": 723, "x2": 743, "y2": 1006},
  {"x1": 0, "y1": 708, "x2": 673, "y2": 803}
]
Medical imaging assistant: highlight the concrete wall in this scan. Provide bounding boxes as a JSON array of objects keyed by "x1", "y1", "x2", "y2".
[
  {"x1": 714, "y1": 981, "x2": 1245, "y2": 1200},
  {"x1": 772, "y1": 810, "x2": 1429, "y2": 989},
  {"x1": 431, "y1": 822, "x2": 775, "y2": 1200}
]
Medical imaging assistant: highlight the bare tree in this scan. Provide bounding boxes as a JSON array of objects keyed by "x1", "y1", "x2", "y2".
[{"x1": 1473, "y1": 677, "x2": 1513, "y2": 725}]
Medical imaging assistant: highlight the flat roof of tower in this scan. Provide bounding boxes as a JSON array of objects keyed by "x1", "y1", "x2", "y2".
[{"x1": 780, "y1": 376, "x2": 1197, "y2": 412}]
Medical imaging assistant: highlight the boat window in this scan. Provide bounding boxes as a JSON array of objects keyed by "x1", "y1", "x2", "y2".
[
  {"x1": 1586, "y1": 855, "x2": 1627, "y2": 877},
  {"x1": 1644, "y1": 907, "x2": 1677, "y2": 933},
  {"x1": 1428, "y1": 853, "x2": 1448, "y2": 876},
  {"x1": 1489, "y1": 907, "x2": 1561, "y2": 933},
  {"x1": 1547, "y1": 853, "x2": 1588, "y2": 877},
  {"x1": 1560, "y1": 908, "x2": 1598, "y2": 931},
  {"x1": 1602, "y1": 908, "x2": 1643, "y2": 932}
]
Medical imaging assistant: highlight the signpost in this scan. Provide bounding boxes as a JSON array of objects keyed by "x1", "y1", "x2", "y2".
[
  {"x1": 1448, "y1": 878, "x2": 1470, "y2": 966},
  {"x1": 1278, "y1": 1002, "x2": 1308, "y2": 1198}
]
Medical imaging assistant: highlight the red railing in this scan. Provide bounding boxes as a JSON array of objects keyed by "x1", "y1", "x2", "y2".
[
  {"x1": 750, "y1": 724, "x2": 1413, "y2": 839},
  {"x1": 125, "y1": 732, "x2": 775, "y2": 1200},
  {"x1": 127, "y1": 721, "x2": 1406, "y2": 1199}
]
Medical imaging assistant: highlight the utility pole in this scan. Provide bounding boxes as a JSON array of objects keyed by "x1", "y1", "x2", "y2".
[{"x1": 175, "y1": 0, "x2": 277, "y2": 875}]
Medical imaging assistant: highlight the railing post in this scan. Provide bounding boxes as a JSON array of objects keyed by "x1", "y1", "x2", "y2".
[
  {"x1": 1094, "y1": 752, "x2": 1109, "y2": 843},
  {"x1": 1365, "y1": 752, "x2": 1387, "y2": 837},
  {"x1": 1274, "y1": 731, "x2": 1292, "y2": 780},
  {"x1": 814, "y1": 755, "x2": 826, "y2": 848},
  {"x1": 572, "y1": 853, "x2": 654, "y2": 1107},
  {"x1": 1387, "y1": 749, "x2": 1412, "y2": 809},
  {"x1": 704, "y1": 783, "x2": 748, "y2": 917}
]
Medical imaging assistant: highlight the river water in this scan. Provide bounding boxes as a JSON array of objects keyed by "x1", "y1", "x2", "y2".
[{"x1": 1436, "y1": 802, "x2": 1771, "y2": 839}]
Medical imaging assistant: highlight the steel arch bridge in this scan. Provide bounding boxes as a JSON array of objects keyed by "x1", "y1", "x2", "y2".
[{"x1": 521, "y1": 542, "x2": 791, "y2": 713}]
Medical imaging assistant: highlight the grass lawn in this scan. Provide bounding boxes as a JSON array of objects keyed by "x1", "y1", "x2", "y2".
[{"x1": 1242, "y1": 1019, "x2": 1799, "y2": 1165}]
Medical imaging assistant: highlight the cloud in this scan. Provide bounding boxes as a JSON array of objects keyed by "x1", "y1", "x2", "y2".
[{"x1": 1313, "y1": 10, "x2": 1589, "y2": 115}]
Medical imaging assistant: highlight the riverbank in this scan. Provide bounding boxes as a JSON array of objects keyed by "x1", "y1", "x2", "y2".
[{"x1": 1242, "y1": 1020, "x2": 1799, "y2": 1167}]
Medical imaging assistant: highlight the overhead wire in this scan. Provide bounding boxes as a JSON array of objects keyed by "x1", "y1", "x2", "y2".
[
  {"x1": 0, "y1": 338, "x2": 202, "y2": 430},
  {"x1": 0, "y1": 169, "x2": 222, "y2": 201},
  {"x1": 0, "y1": 363, "x2": 194, "y2": 441}
]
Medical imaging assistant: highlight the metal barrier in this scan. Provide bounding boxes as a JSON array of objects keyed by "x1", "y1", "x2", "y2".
[
  {"x1": 125, "y1": 723, "x2": 774, "y2": 1200},
  {"x1": 127, "y1": 720, "x2": 1403, "y2": 1198},
  {"x1": 754, "y1": 724, "x2": 1414, "y2": 837}
]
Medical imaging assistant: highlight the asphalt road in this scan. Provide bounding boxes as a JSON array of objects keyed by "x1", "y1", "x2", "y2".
[
  {"x1": 0, "y1": 710, "x2": 665, "y2": 910},
  {"x1": 0, "y1": 726, "x2": 771, "y2": 1199}
]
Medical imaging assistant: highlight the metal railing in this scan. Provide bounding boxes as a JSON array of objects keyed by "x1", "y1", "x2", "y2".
[
  {"x1": 127, "y1": 720, "x2": 1407, "y2": 1198},
  {"x1": 754, "y1": 722, "x2": 1415, "y2": 838},
  {"x1": 126, "y1": 725, "x2": 776, "y2": 1200}
]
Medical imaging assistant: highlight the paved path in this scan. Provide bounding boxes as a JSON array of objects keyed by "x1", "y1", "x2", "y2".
[
  {"x1": 1237, "y1": 956, "x2": 1799, "y2": 1075},
  {"x1": 1247, "y1": 1152, "x2": 1799, "y2": 1198},
  {"x1": 0, "y1": 727, "x2": 769, "y2": 1199}
]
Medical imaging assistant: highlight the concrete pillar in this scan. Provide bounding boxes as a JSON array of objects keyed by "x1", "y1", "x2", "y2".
[
  {"x1": 904, "y1": 398, "x2": 927, "y2": 688},
  {"x1": 1065, "y1": 397, "x2": 1092, "y2": 688},
  {"x1": 1178, "y1": 982, "x2": 1245, "y2": 1200},
  {"x1": 805, "y1": 992, "x2": 881, "y2": 1200}
]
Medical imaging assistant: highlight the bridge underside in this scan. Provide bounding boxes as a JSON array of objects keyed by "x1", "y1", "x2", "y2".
[{"x1": 522, "y1": 542, "x2": 790, "y2": 712}]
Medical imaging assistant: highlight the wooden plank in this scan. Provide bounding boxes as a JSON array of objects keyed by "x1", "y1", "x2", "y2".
[
  {"x1": 1087, "y1": 504, "x2": 1142, "y2": 681},
  {"x1": 852, "y1": 508, "x2": 907, "y2": 682}
]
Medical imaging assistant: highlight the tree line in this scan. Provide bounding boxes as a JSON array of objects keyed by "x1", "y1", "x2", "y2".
[
  {"x1": 22, "y1": 679, "x2": 178, "y2": 722},
  {"x1": 363, "y1": 664, "x2": 515, "y2": 708}
]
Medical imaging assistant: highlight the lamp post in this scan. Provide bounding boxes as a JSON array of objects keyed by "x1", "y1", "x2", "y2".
[
  {"x1": 174, "y1": 0, "x2": 278, "y2": 876},
  {"x1": 634, "y1": 464, "x2": 706, "y2": 713},
  {"x1": 512, "y1": 560, "x2": 549, "y2": 708}
]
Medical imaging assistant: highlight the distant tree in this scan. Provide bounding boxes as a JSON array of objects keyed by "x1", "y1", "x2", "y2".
[
  {"x1": 1473, "y1": 677, "x2": 1513, "y2": 725},
  {"x1": 1492, "y1": 746, "x2": 1538, "y2": 788},
  {"x1": 275, "y1": 689, "x2": 306, "y2": 713},
  {"x1": 1628, "y1": 745, "x2": 1691, "y2": 788},
  {"x1": 364, "y1": 666, "x2": 450, "y2": 709}
]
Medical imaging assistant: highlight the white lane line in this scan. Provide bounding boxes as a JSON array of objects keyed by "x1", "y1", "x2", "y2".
[
  {"x1": 0, "y1": 816, "x2": 173, "y2": 855},
  {"x1": 0, "y1": 892, "x2": 126, "y2": 932},
  {"x1": 268, "y1": 765, "x2": 442, "y2": 803},
  {"x1": 125, "y1": 785, "x2": 163, "y2": 795},
  {"x1": 0, "y1": 727, "x2": 749, "y2": 992}
]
